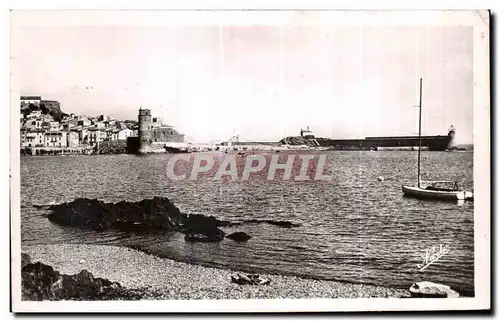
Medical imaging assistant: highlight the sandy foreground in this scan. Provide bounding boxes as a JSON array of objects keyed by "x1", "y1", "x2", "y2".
[{"x1": 22, "y1": 243, "x2": 410, "y2": 300}]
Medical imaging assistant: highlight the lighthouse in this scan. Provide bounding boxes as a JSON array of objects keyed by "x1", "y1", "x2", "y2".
[{"x1": 447, "y1": 125, "x2": 456, "y2": 150}]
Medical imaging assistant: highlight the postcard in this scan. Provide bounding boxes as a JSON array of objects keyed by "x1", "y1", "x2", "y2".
[{"x1": 10, "y1": 9, "x2": 490, "y2": 313}]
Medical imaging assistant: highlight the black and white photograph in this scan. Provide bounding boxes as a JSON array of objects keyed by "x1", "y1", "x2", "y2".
[{"x1": 10, "y1": 9, "x2": 490, "y2": 313}]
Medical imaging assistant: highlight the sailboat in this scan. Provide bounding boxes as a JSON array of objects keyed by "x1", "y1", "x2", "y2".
[{"x1": 401, "y1": 78, "x2": 474, "y2": 202}]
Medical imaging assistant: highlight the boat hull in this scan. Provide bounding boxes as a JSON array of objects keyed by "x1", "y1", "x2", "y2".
[{"x1": 402, "y1": 185, "x2": 466, "y2": 201}]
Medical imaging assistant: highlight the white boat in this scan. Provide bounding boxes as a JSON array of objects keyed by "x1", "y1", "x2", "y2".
[
  {"x1": 402, "y1": 181, "x2": 474, "y2": 201},
  {"x1": 401, "y1": 78, "x2": 473, "y2": 202}
]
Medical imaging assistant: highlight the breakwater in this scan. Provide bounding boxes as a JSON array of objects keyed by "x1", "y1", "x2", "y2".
[{"x1": 281, "y1": 127, "x2": 456, "y2": 151}]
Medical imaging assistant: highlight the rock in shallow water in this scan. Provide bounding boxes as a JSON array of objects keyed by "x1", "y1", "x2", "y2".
[
  {"x1": 243, "y1": 219, "x2": 300, "y2": 228},
  {"x1": 409, "y1": 281, "x2": 459, "y2": 298},
  {"x1": 47, "y1": 197, "x2": 228, "y2": 239},
  {"x1": 47, "y1": 197, "x2": 181, "y2": 231},
  {"x1": 226, "y1": 232, "x2": 252, "y2": 242}
]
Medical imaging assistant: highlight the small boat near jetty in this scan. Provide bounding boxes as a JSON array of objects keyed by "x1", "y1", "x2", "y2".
[{"x1": 401, "y1": 78, "x2": 473, "y2": 202}]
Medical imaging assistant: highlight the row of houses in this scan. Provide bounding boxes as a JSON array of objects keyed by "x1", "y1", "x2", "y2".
[
  {"x1": 20, "y1": 96, "x2": 137, "y2": 148},
  {"x1": 21, "y1": 127, "x2": 137, "y2": 148}
]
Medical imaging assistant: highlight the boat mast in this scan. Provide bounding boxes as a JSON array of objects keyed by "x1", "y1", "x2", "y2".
[{"x1": 417, "y1": 78, "x2": 423, "y2": 188}]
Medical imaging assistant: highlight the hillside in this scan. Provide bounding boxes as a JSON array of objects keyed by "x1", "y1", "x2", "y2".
[{"x1": 21, "y1": 103, "x2": 67, "y2": 122}]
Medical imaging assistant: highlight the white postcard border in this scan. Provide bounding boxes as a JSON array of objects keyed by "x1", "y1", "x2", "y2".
[{"x1": 9, "y1": 9, "x2": 490, "y2": 313}]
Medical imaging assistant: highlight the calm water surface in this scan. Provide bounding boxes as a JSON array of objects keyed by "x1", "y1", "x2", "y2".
[{"x1": 20, "y1": 151, "x2": 474, "y2": 295}]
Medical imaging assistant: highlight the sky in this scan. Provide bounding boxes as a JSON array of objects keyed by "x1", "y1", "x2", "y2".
[{"x1": 15, "y1": 24, "x2": 473, "y2": 143}]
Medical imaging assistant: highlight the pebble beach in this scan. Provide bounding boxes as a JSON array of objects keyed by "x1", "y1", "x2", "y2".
[{"x1": 22, "y1": 244, "x2": 411, "y2": 300}]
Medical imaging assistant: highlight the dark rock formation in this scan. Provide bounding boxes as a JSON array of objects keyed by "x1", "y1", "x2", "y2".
[
  {"x1": 243, "y1": 219, "x2": 301, "y2": 228},
  {"x1": 279, "y1": 136, "x2": 310, "y2": 146},
  {"x1": 47, "y1": 197, "x2": 227, "y2": 241},
  {"x1": 47, "y1": 198, "x2": 299, "y2": 243},
  {"x1": 226, "y1": 232, "x2": 252, "y2": 242},
  {"x1": 33, "y1": 203, "x2": 53, "y2": 209},
  {"x1": 21, "y1": 261, "x2": 123, "y2": 301},
  {"x1": 20, "y1": 259, "x2": 159, "y2": 300},
  {"x1": 21, "y1": 253, "x2": 31, "y2": 268},
  {"x1": 40, "y1": 103, "x2": 66, "y2": 122},
  {"x1": 409, "y1": 281, "x2": 459, "y2": 298},
  {"x1": 231, "y1": 273, "x2": 271, "y2": 286}
]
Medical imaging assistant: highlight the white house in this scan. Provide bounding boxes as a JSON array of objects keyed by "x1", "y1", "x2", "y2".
[
  {"x1": 88, "y1": 128, "x2": 106, "y2": 144},
  {"x1": 67, "y1": 130, "x2": 80, "y2": 147},
  {"x1": 26, "y1": 119, "x2": 43, "y2": 130},
  {"x1": 111, "y1": 130, "x2": 119, "y2": 141},
  {"x1": 49, "y1": 121, "x2": 60, "y2": 131},
  {"x1": 42, "y1": 114, "x2": 55, "y2": 122},
  {"x1": 118, "y1": 128, "x2": 133, "y2": 140},
  {"x1": 26, "y1": 110, "x2": 42, "y2": 119},
  {"x1": 78, "y1": 119, "x2": 91, "y2": 127},
  {"x1": 96, "y1": 122, "x2": 106, "y2": 129},
  {"x1": 44, "y1": 131, "x2": 67, "y2": 147},
  {"x1": 79, "y1": 128, "x2": 89, "y2": 144},
  {"x1": 23, "y1": 130, "x2": 45, "y2": 147}
]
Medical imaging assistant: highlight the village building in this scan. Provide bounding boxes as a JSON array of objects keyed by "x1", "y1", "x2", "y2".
[
  {"x1": 97, "y1": 115, "x2": 110, "y2": 122},
  {"x1": 67, "y1": 130, "x2": 80, "y2": 148},
  {"x1": 41, "y1": 114, "x2": 55, "y2": 122},
  {"x1": 44, "y1": 131, "x2": 67, "y2": 147},
  {"x1": 24, "y1": 130, "x2": 45, "y2": 147},
  {"x1": 95, "y1": 122, "x2": 106, "y2": 129},
  {"x1": 49, "y1": 121, "x2": 60, "y2": 131},
  {"x1": 25, "y1": 119, "x2": 43, "y2": 130},
  {"x1": 88, "y1": 127, "x2": 106, "y2": 144},
  {"x1": 79, "y1": 127, "x2": 89, "y2": 144},
  {"x1": 111, "y1": 129, "x2": 120, "y2": 141},
  {"x1": 26, "y1": 110, "x2": 42, "y2": 119},
  {"x1": 118, "y1": 128, "x2": 133, "y2": 140},
  {"x1": 78, "y1": 119, "x2": 91, "y2": 127},
  {"x1": 105, "y1": 128, "x2": 114, "y2": 141}
]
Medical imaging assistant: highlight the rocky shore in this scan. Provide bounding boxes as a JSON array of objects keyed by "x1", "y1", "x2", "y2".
[
  {"x1": 27, "y1": 198, "x2": 466, "y2": 300},
  {"x1": 22, "y1": 244, "x2": 411, "y2": 300},
  {"x1": 43, "y1": 197, "x2": 301, "y2": 242}
]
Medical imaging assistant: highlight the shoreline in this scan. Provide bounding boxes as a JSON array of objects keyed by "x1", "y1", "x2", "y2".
[
  {"x1": 19, "y1": 149, "x2": 474, "y2": 158},
  {"x1": 125, "y1": 244, "x2": 400, "y2": 290},
  {"x1": 22, "y1": 243, "x2": 411, "y2": 300}
]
